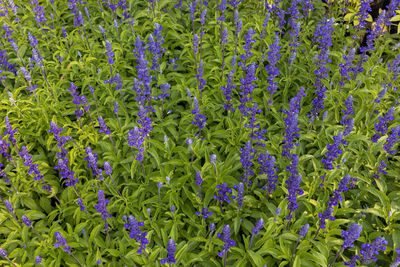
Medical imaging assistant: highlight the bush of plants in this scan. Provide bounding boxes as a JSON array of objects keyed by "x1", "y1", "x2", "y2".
[{"x1": 1, "y1": 0, "x2": 400, "y2": 266}]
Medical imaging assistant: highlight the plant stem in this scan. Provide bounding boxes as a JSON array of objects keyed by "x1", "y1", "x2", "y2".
[{"x1": 328, "y1": 247, "x2": 344, "y2": 267}]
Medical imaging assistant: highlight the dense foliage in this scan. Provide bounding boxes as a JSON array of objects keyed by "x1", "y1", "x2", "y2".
[{"x1": 1, "y1": 0, "x2": 400, "y2": 266}]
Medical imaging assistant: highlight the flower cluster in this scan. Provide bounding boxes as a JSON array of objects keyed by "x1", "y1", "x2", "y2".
[
  {"x1": 217, "y1": 225, "x2": 235, "y2": 257},
  {"x1": 94, "y1": 190, "x2": 112, "y2": 231},
  {"x1": 195, "y1": 207, "x2": 213, "y2": 220},
  {"x1": 83, "y1": 147, "x2": 104, "y2": 179},
  {"x1": 239, "y1": 141, "x2": 255, "y2": 186},
  {"x1": 233, "y1": 182, "x2": 244, "y2": 209},
  {"x1": 54, "y1": 232, "x2": 71, "y2": 253},
  {"x1": 359, "y1": 237, "x2": 388, "y2": 264},
  {"x1": 342, "y1": 223, "x2": 362, "y2": 249},
  {"x1": 282, "y1": 87, "x2": 305, "y2": 158},
  {"x1": 127, "y1": 126, "x2": 145, "y2": 161},
  {"x1": 318, "y1": 175, "x2": 350, "y2": 229},
  {"x1": 383, "y1": 125, "x2": 400, "y2": 154},
  {"x1": 191, "y1": 97, "x2": 206, "y2": 138},
  {"x1": 285, "y1": 154, "x2": 303, "y2": 221},
  {"x1": 265, "y1": 34, "x2": 281, "y2": 103},
  {"x1": 133, "y1": 36, "x2": 152, "y2": 103},
  {"x1": 258, "y1": 151, "x2": 278, "y2": 195},
  {"x1": 213, "y1": 183, "x2": 235, "y2": 206},
  {"x1": 321, "y1": 132, "x2": 348, "y2": 170},
  {"x1": 160, "y1": 239, "x2": 177, "y2": 265},
  {"x1": 238, "y1": 62, "x2": 257, "y2": 116},
  {"x1": 371, "y1": 107, "x2": 395, "y2": 143},
  {"x1": 124, "y1": 215, "x2": 148, "y2": 254}
]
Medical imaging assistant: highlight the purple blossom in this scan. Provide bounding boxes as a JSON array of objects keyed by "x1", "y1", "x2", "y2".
[
  {"x1": 213, "y1": 183, "x2": 235, "y2": 206},
  {"x1": 340, "y1": 95, "x2": 355, "y2": 136},
  {"x1": 210, "y1": 154, "x2": 217, "y2": 164},
  {"x1": 238, "y1": 62, "x2": 257, "y2": 116},
  {"x1": 282, "y1": 87, "x2": 305, "y2": 158},
  {"x1": 299, "y1": 224, "x2": 309, "y2": 237},
  {"x1": 217, "y1": 0, "x2": 227, "y2": 21},
  {"x1": 35, "y1": 256, "x2": 42, "y2": 264},
  {"x1": 0, "y1": 135, "x2": 12, "y2": 161},
  {"x1": 147, "y1": 23, "x2": 165, "y2": 71},
  {"x1": 265, "y1": 34, "x2": 281, "y2": 103},
  {"x1": 322, "y1": 132, "x2": 348, "y2": 170},
  {"x1": 55, "y1": 158, "x2": 78, "y2": 187},
  {"x1": 104, "y1": 162, "x2": 112, "y2": 175},
  {"x1": 83, "y1": 147, "x2": 103, "y2": 179},
  {"x1": 339, "y1": 48, "x2": 356, "y2": 87},
  {"x1": 94, "y1": 190, "x2": 112, "y2": 232},
  {"x1": 54, "y1": 232, "x2": 71, "y2": 253},
  {"x1": 384, "y1": 125, "x2": 400, "y2": 154},
  {"x1": 355, "y1": 0, "x2": 372, "y2": 32},
  {"x1": 133, "y1": 36, "x2": 152, "y2": 103},
  {"x1": 160, "y1": 239, "x2": 177, "y2": 265},
  {"x1": 98, "y1": 116, "x2": 111, "y2": 135},
  {"x1": 221, "y1": 68, "x2": 236, "y2": 111},
  {"x1": 371, "y1": 107, "x2": 395, "y2": 143},
  {"x1": 21, "y1": 215, "x2": 32, "y2": 227},
  {"x1": 258, "y1": 151, "x2": 278, "y2": 195},
  {"x1": 342, "y1": 223, "x2": 362, "y2": 249},
  {"x1": 4, "y1": 116, "x2": 17, "y2": 144},
  {"x1": 252, "y1": 218, "x2": 264, "y2": 235},
  {"x1": 360, "y1": 237, "x2": 388, "y2": 263},
  {"x1": 318, "y1": 175, "x2": 350, "y2": 229},
  {"x1": 285, "y1": 154, "x2": 303, "y2": 222},
  {"x1": 105, "y1": 40, "x2": 114, "y2": 65},
  {"x1": 195, "y1": 207, "x2": 213, "y2": 219},
  {"x1": 373, "y1": 160, "x2": 387, "y2": 180},
  {"x1": 77, "y1": 199, "x2": 85, "y2": 211},
  {"x1": 138, "y1": 105, "x2": 153, "y2": 138},
  {"x1": 239, "y1": 141, "x2": 255, "y2": 186},
  {"x1": 239, "y1": 28, "x2": 257, "y2": 65},
  {"x1": 195, "y1": 59, "x2": 206, "y2": 95},
  {"x1": 48, "y1": 122, "x2": 72, "y2": 149},
  {"x1": 191, "y1": 97, "x2": 206, "y2": 138},
  {"x1": 217, "y1": 225, "x2": 235, "y2": 257},
  {"x1": 124, "y1": 215, "x2": 148, "y2": 254},
  {"x1": 127, "y1": 126, "x2": 145, "y2": 162},
  {"x1": 4, "y1": 200, "x2": 13, "y2": 213},
  {"x1": 31, "y1": 0, "x2": 47, "y2": 24},
  {"x1": 233, "y1": 182, "x2": 244, "y2": 209}
]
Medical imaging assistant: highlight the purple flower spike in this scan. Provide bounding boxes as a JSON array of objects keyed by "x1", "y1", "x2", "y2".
[
  {"x1": 371, "y1": 107, "x2": 395, "y2": 143},
  {"x1": 0, "y1": 248, "x2": 7, "y2": 257},
  {"x1": 105, "y1": 40, "x2": 114, "y2": 65},
  {"x1": 35, "y1": 256, "x2": 42, "y2": 263},
  {"x1": 195, "y1": 207, "x2": 213, "y2": 219},
  {"x1": 98, "y1": 116, "x2": 111, "y2": 135},
  {"x1": 342, "y1": 223, "x2": 362, "y2": 249},
  {"x1": 217, "y1": 225, "x2": 235, "y2": 257},
  {"x1": 104, "y1": 162, "x2": 112, "y2": 175},
  {"x1": 160, "y1": 239, "x2": 177, "y2": 265},
  {"x1": 258, "y1": 151, "x2": 278, "y2": 195},
  {"x1": 360, "y1": 237, "x2": 388, "y2": 264},
  {"x1": 21, "y1": 215, "x2": 32, "y2": 227},
  {"x1": 54, "y1": 232, "x2": 71, "y2": 253},
  {"x1": 124, "y1": 215, "x2": 149, "y2": 254},
  {"x1": 94, "y1": 189, "x2": 112, "y2": 232},
  {"x1": 252, "y1": 218, "x2": 264, "y2": 235},
  {"x1": 299, "y1": 224, "x2": 309, "y2": 237}
]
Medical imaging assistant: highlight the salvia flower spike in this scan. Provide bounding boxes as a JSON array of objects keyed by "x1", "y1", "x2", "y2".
[
  {"x1": 160, "y1": 239, "x2": 177, "y2": 265},
  {"x1": 217, "y1": 225, "x2": 235, "y2": 267},
  {"x1": 291, "y1": 224, "x2": 309, "y2": 263},
  {"x1": 54, "y1": 232, "x2": 83, "y2": 266},
  {"x1": 249, "y1": 218, "x2": 264, "y2": 249}
]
